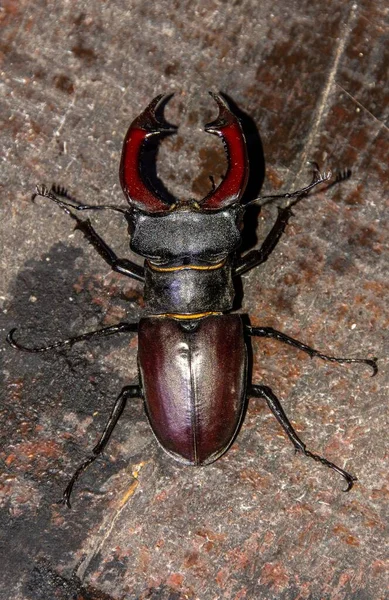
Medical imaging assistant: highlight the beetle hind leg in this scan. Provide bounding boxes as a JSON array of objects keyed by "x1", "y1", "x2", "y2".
[
  {"x1": 61, "y1": 384, "x2": 142, "y2": 508},
  {"x1": 249, "y1": 384, "x2": 357, "y2": 492}
]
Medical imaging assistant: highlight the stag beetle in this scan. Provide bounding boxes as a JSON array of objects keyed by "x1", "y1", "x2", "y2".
[{"x1": 7, "y1": 93, "x2": 377, "y2": 507}]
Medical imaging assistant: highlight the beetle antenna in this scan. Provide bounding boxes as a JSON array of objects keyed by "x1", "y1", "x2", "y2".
[
  {"x1": 248, "y1": 162, "x2": 332, "y2": 207},
  {"x1": 50, "y1": 184, "x2": 77, "y2": 202},
  {"x1": 324, "y1": 167, "x2": 352, "y2": 189},
  {"x1": 32, "y1": 184, "x2": 130, "y2": 216}
]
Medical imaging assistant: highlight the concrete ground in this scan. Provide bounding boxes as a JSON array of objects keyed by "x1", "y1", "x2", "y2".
[{"x1": 1, "y1": 1, "x2": 388, "y2": 599}]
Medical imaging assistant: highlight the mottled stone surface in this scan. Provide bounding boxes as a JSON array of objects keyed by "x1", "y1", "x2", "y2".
[{"x1": 0, "y1": 1, "x2": 388, "y2": 599}]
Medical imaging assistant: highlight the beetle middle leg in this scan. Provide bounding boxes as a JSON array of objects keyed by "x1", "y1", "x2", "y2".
[
  {"x1": 62, "y1": 384, "x2": 142, "y2": 508},
  {"x1": 7, "y1": 321, "x2": 138, "y2": 353},
  {"x1": 248, "y1": 384, "x2": 357, "y2": 491}
]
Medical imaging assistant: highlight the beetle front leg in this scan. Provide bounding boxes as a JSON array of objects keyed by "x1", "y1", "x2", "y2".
[
  {"x1": 62, "y1": 384, "x2": 142, "y2": 508},
  {"x1": 234, "y1": 205, "x2": 294, "y2": 276},
  {"x1": 74, "y1": 216, "x2": 145, "y2": 281},
  {"x1": 248, "y1": 384, "x2": 357, "y2": 491},
  {"x1": 33, "y1": 185, "x2": 144, "y2": 282},
  {"x1": 234, "y1": 164, "x2": 330, "y2": 277},
  {"x1": 247, "y1": 325, "x2": 377, "y2": 375}
]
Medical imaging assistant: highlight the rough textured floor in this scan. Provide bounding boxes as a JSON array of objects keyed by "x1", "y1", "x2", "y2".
[{"x1": 1, "y1": 1, "x2": 388, "y2": 599}]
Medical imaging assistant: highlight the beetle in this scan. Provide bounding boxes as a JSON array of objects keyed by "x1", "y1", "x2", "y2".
[{"x1": 7, "y1": 93, "x2": 377, "y2": 507}]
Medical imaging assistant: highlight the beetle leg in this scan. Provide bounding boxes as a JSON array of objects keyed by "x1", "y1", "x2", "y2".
[
  {"x1": 247, "y1": 326, "x2": 377, "y2": 376},
  {"x1": 7, "y1": 322, "x2": 138, "y2": 353},
  {"x1": 249, "y1": 384, "x2": 357, "y2": 492},
  {"x1": 62, "y1": 384, "x2": 142, "y2": 508},
  {"x1": 74, "y1": 216, "x2": 144, "y2": 281},
  {"x1": 234, "y1": 205, "x2": 294, "y2": 276},
  {"x1": 234, "y1": 164, "x2": 330, "y2": 276},
  {"x1": 33, "y1": 185, "x2": 144, "y2": 282}
]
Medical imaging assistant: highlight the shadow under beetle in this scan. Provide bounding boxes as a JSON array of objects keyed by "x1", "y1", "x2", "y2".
[{"x1": 7, "y1": 93, "x2": 377, "y2": 507}]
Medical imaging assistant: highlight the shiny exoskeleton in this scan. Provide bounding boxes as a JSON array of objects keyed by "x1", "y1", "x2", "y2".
[{"x1": 7, "y1": 93, "x2": 377, "y2": 507}]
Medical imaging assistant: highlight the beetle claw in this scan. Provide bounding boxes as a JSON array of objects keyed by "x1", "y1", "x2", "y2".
[
  {"x1": 131, "y1": 93, "x2": 177, "y2": 136},
  {"x1": 201, "y1": 92, "x2": 248, "y2": 209},
  {"x1": 342, "y1": 474, "x2": 357, "y2": 493},
  {"x1": 205, "y1": 92, "x2": 236, "y2": 131},
  {"x1": 119, "y1": 95, "x2": 177, "y2": 213}
]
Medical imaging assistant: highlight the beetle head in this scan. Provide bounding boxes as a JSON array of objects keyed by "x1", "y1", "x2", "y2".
[{"x1": 120, "y1": 93, "x2": 249, "y2": 264}]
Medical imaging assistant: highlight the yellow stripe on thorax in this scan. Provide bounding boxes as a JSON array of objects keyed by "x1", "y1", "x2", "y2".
[
  {"x1": 148, "y1": 259, "x2": 226, "y2": 273},
  {"x1": 154, "y1": 311, "x2": 222, "y2": 320}
]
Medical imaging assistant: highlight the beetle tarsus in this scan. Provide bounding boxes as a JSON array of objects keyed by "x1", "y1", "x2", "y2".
[
  {"x1": 325, "y1": 168, "x2": 352, "y2": 189},
  {"x1": 34, "y1": 183, "x2": 131, "y2": 216},
  {"x1": 334, "y1": 168, "x2": 351, "y2": 183},
  {"x1": 249, "y1": 385, "x2": 357, "y2": 491},
  {"x1": 61, "y1": 384, "x2": 142, "y2": 507},
  {"x1": 50, "y1": 184, "x2": 77, "y2": 203},
  {"x1": 61, "y1": 455, "x2": 97, "y2": 508},
  {"x1": 300, "y1": 448, "x2": 357, "y2": 492}
]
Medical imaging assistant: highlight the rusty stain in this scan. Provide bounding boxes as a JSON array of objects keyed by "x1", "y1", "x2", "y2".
[
  {"x1": 202, "y1": 541, "x2": 214, "y2": 553},
  {"x1": 370, "y1": 559, "x2": 389, "y2": 576},
  {"x1": 103, "y1": 306, "x2": 127, "y2": 323},
  {"x1": 73, "y1": 272, "x2": 143, "y2": 319},
  {"x1": 260, "y1": 562, "x2": 290, "y2": 592},
  {"x1": 71, "y1": 44, "x2": 97, "y2": 63},
  {"x1": 8, "y1": 378, "x2": 24, "y2": 401},
  {"x1": 183, "y1": 552, "x2": 199, "y2": 568},
  {"x1": 195, "y1": 527, "x2": 226, "y2": 544},
  {"x1": 154, "y1": 489, "x2": 168, "y2": 502},
  {"x1": 53, "y1": 74, "x2": 75, "y2": 95},
  {"x1": 346, "y1": 500, "x2": 383, "y2": 529},
  {"x1": 333, "y1": 524, "x2": 360, "y2": 546},
  {"x1": 371, "y1": 485, "x2": 389, "y2": 500},
  {"x1": 239, "y1": 467, "x2": 271, "y2": 489},
  {"x1": 166, "y1": 572, "x2": 184, "y2": 587},
  {"x1": 164, "y1": 63, "x2": 179, "y2": 76},
  {"x1": 348, "y1": 224, "x2": 382, "y2": 252},
  {"x1": 186, "y1": 110, "x2": 199, "y2": 127},
  {"x1": 264, "y1": 166, "x2": 284, "y2": 189},
  {"x1": 16, "y1": 439, "x2": 62, "y2": 462},
  {"x1": 5, "y1": 453, "x2": 16, "y2": 466},
  {"x1": 192, "y1": 145, "x2": 226, "y2": 197}
]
